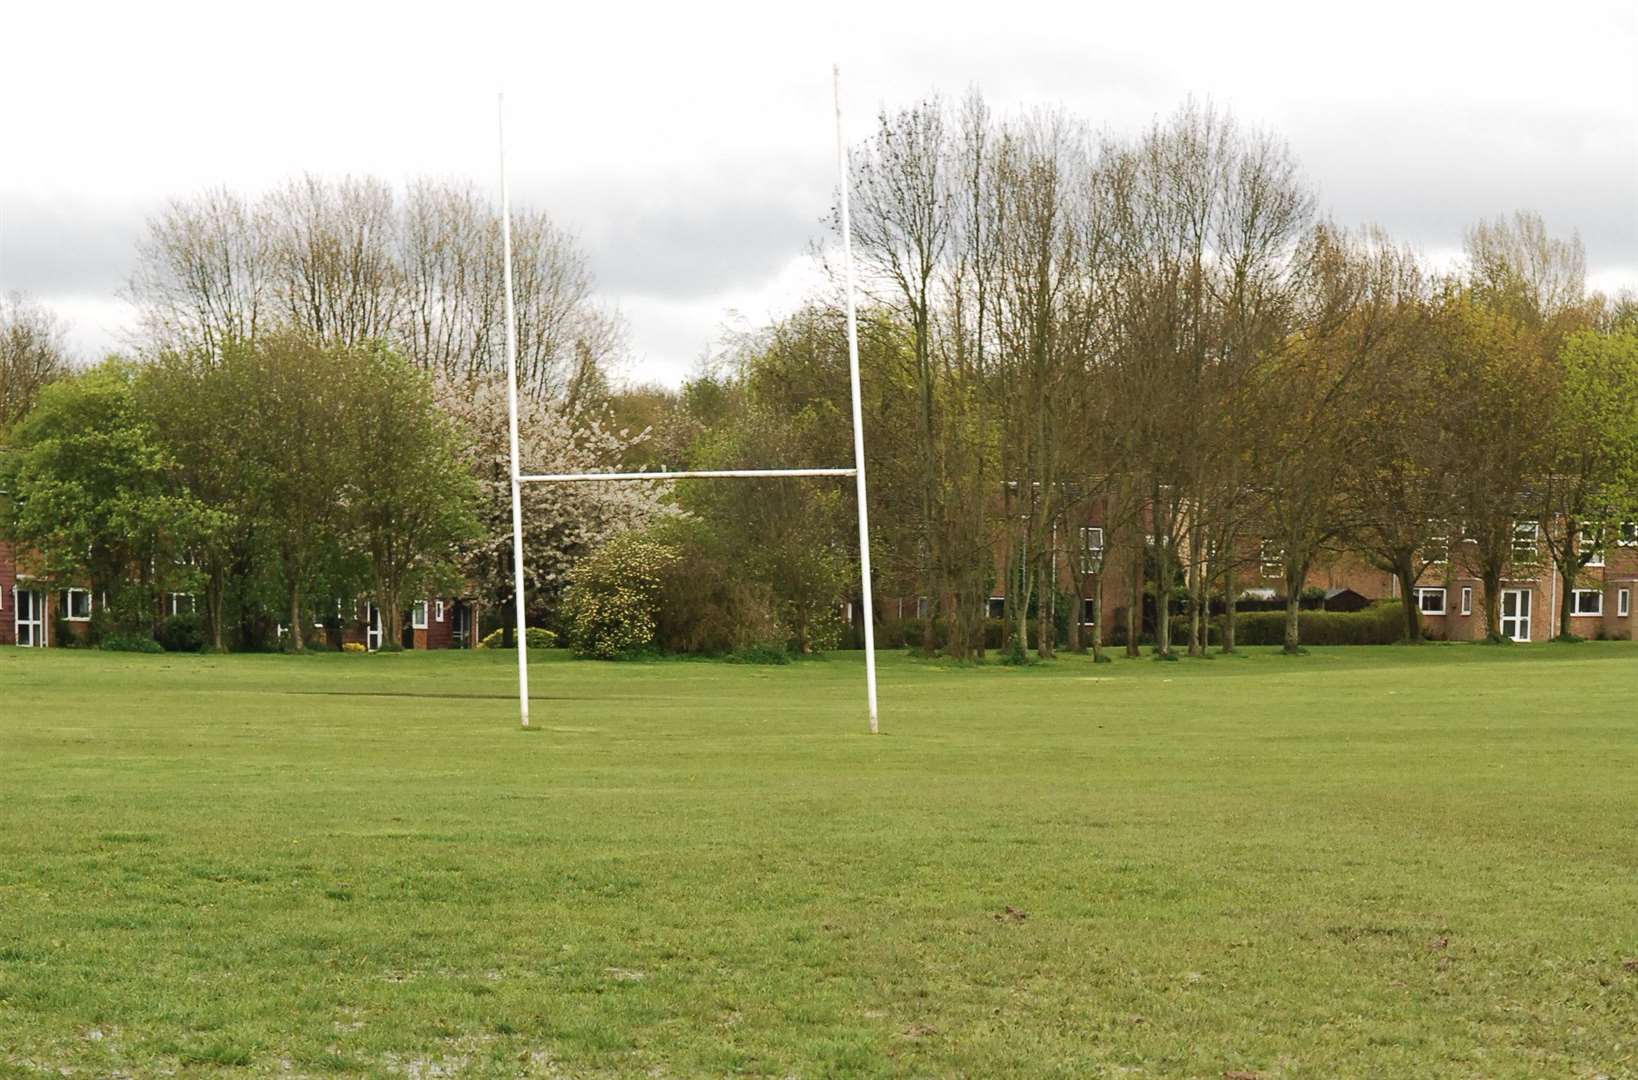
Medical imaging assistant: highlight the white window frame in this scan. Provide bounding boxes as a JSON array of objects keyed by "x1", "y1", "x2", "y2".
[
  {"x1": 1619, "y1": 522, "x2": 1638, "y2": 547},
  {"x1": 169, "y1": 593, "x2": 196, "y2": 617},
  {"x1": 1078, "y1": 527, "x2": 1105, "y2": 574},
  {"x1": 986, "y1": 596, "x2": 1005, "y2": 619},
  {"x1": 1260, "y1": 540, "x2": 1284, "y2": 579},
  {"x1": 1511, "y1": 521, "x2": 1540, "y2": 564},
  {"x1": 1570, "y1": 588, "x2": 1602, "y2": 617},
  {"x1": 63, "y1": 587, "x2": 92, "y2": 622},
  {"x1": 1620, "y1": 589, "x2": 1631, "y2": 618},
  {"x1": 411, "y1": 601, "x2": 429, "y2": 630},
  {"x1": 435, "y1": 600, "x2": 445, "y2": 623},
  {"x1": 1081, "y1": 596, "x2": 1096, "y2": 625},
  {"x1": 1415, "y1": 587, "x2": 1446, "y2": 615},
  {"x1": 1424, "y1": 530, "x2": 1449, "y2": 566},
  {"x1": 1460, "y1": 586, "x2": 1473, "y2": 615}
]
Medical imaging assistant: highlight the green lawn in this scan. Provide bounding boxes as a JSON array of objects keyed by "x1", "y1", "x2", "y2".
[{"x1": 1, "y1": 644, "x2": 1636, "y2": 1078}]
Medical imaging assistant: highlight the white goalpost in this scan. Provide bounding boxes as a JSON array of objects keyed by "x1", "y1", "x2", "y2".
[{"x1": 496, "y1": 67, "x2": 880, "y2": 733}]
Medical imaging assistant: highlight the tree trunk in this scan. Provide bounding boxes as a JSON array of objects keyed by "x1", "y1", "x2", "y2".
[
  {"x1": 287, "y1": 579, "x2": 305, "y2": 652},
  {"x1": 1557, "y1": 557, "x2": 1575, "y2": 641},
  {"x1": 1221, "y1": 559, "x2": 1237, "y2": 654},
  {"x1": 1186, "y1": 534, "x2": 1203, "y2": 657},
  {"x1": 207, "y1": 563, "x2": 227, "y2": 652},
  {"x1": 1282, "y1": 561, "x2": 1306, "y2": 654},
  {"x1": 1126, "y1": 541, "x2": 1142, "y2": 658},
  {"x1": 1482, "y1": 565, "x2": 1504, "y2": 641},
  {"x1": 1152, "y1": 487, "x2": 1172, "y2": 658},
  {"x1": 1015, "y1": 539, "x2": 1032, "y2": 656},
  {"x1": 380, "y1": 582, "x2": 403, "y2": 650},
  {"x1": 1036, "y1": 560, "x2": 1055, "y2": 659},
  {"x1": 1282, "y1": 592, "x2": 1301, "y2": 654},
  {"x1": 1089, "y1": 573, "x2": 1105, "y2": 662},
  {"x1": 1395, "y1": 556, "x2": 1422, "y2": 643},
  {"x1": 1067, "y1": 581, "x2": 1083, "y2": 655}
]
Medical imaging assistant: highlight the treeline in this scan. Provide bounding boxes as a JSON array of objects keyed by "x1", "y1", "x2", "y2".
[
  {"x1": 1, "y1": 177, "x2": 664, "y2": 652},
  {"x1": 596, "y1": 95, "x2": 1638, "y2": 657},
  {"x1": 5, "y1": 97, "x2": 1638, "y2": 659}
]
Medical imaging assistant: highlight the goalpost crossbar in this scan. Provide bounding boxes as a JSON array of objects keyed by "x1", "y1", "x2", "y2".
[{"x1": 496, "y1": 66, "x2": 879, "y2": 734}]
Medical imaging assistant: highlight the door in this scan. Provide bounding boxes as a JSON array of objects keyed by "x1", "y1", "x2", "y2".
[
  {"x1": 15, "y1": 589, "x2": 45, "y2": 647},
  {"x1": 366, "y1": 605, "x2": 382, "y2": 651},
  {"x1": 1501, "y1": 588, "x2": 1531, "y2": 642}
]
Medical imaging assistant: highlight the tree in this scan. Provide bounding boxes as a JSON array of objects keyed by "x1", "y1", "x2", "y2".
[
  {"x1": 1536, "y1": 328, "x2": 1638, "y2": 638},
  {"x1": 1255, "y1": 227, "x2": 1414, "y2": 653},
  {"x1": 137, "y1": 342, "x2": 259, "y2": 650},
  {"x1": 238, "y1": 332, "x2": 357, "y2": 650},
  {"x1": 129, "y1": 188, "x2": 271, "y2": 355},
  {"x1": 3, "y1": 359, "x2": 208, "y2": 636},
  {"x1": 0, "y1": 294, "x2": 71, "y2": 433},
  {"x1": 437, "y1": 375, "x2": 666, "y2": 642},
  {"x1": 345, "y1": 345, "x2": 481, "y2": 650},
  {"x1": 1342, "y1": 261, "x2": 1449, "y2": 642},
  {"x1": 131, "y1": 176, "x2": 624, "y2": 399},
  {"x1": 1438, "y1": 293, "x2": 1554, "y2": 640}
]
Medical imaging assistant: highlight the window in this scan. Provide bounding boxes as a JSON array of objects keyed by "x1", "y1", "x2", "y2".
[
  {"x1": 63, "y1": 588, "x2": 92, "y2": 621},
  {"x1": 1620, "y1": 522, "x2": 1638, "y2": 547},
  {"x1": 1078, "y1": 527, "x2": 1105, "y2": 574},
  {"x1": 1571, "y1": 589, "x2": 1602, "y2": 617},
  {"x1": 1260, "y1": 540, "x2": 1284, "y2": 579},
  {"x1": 1620, "y1": 589, "x2": 1630, "y2": 618},
  {"x1": 435, "y1": 600, "x2": 445, "y2": 623},
  {"x1": 1511, "y1": 521, "x2": 1540, "y2": 564},
  {"x1": 1460, "y1": 586, "x2": 1473, "y2": 615},
  {"x1": 1580, "y1": 526, "x2": 1606, "y2": 567},
  {"x1": 1424, "y1": 532, "x2": 1449, "y2": 565},
  {"x1": 987, "y1": 596, "x2": 1005, "y2": 619},
  {"x1": 169, "y1": 593, "x2": 195, "y2": 617},
  {"x1": 411, "y1": 601, "x2": 429, "y2": 629},
  {"x1": 1081, "y1": 597, "x2": 1095, "y2": 625},
  {"x1": 1416, "y1": 587, "x2": 1446, "y2": 615},
  {"x1": 916, "y1": 597, "x2": 931, "y2": 620}
]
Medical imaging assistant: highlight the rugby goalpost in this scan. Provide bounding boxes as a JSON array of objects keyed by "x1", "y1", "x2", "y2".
[{"x1": 496, "y1": 67, "x2": 880, "y2": 733}]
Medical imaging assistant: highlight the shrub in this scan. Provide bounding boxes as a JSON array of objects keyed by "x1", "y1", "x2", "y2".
[
  {"x1": 52, "y1": 617, "x2": 79, "y2": 648},
  {"x1": 1217, "y1": 601, "x2": 1403, "y2": 646},
  {"x1": 724, "y1": 643, "x2": 793, "y2": 665},
  {"x1": 477, "y1": 626, "x2": 559, "y2": 649},
  {"x1": 342, "y1": 641, "x2": 367, "y2": 653},
  {"x1": 157, "y1": 613, "x2": 206, "y2": 653},
  {"x1": 647, "y1": 519, "x2": 786, "y2": 655},
  {"x1": 563, "y1": 532, "x2": 679, "y2": 659},
  {"x1": 100, "y1": 631, "x2": 164, "y2": 653}
]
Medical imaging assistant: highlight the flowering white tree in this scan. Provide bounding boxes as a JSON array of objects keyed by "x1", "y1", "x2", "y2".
[{"x1": 436, "y1": 375, "x2": 670, "y2": 638}]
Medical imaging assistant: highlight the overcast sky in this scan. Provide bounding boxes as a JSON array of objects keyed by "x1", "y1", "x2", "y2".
[{"x1": 3, "y1": 0, "x2": 1634, "y2": 385}]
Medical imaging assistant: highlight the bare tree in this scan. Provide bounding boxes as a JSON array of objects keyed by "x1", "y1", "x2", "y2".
[
  {"x1": 0, "y1": 294, "x2": 71, "y2": 430},
  {"x1": 129, "y1": 188, "x2": 271, "y2": 355}
]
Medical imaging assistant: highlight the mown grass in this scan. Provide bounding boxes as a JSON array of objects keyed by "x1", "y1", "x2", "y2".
[{"x1": 1, "y1": 643, "x2": 1636, "y2": 1078}]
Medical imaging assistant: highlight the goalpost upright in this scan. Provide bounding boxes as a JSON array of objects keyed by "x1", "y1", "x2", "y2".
[{"x1": 496, "y1": 70, "x2": 879, "y2": 733}]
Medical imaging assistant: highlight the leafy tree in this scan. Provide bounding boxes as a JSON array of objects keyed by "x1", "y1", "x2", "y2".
[
  {"x1": 3, "y1": 359, "x2": 209, "y2": 637},
  {"x1": 437, "y1": 375, "x2": 667, "y2": 642},
  {"x1": 1536, "y1": 328, "x2": 1638, "y2": 637},
  {"x1": 344, "y1": 345, "x2": 480, "y2": 649}
]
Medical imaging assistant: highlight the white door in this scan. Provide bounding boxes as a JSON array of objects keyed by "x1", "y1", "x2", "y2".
[
  {"x1": 15, "y1": 589, "x2": 45, "y2": 647},
  {"x1": 1501, "y1": 589, "x2": 1531, "y2": 642},
  {"x1": 366, "y1": 605, "x2": 382, "y2": 651}
]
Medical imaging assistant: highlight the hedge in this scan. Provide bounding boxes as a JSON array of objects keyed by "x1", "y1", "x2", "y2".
[{"x1": 1178, "y1": 601, "x2": 1404, "y2": 646}]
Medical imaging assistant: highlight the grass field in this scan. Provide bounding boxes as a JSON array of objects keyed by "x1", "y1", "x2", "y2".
[{"x1": 2, "y1": 643, "x2": 1636, "y2": 1078}]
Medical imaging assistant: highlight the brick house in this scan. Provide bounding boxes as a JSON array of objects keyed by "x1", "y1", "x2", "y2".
[
  {"x1": 922, "y1": 503, "x2": 1638, "y2": 646},
  {"x1": 1, "y1": 538, "x2": 484, "y2": 650}
]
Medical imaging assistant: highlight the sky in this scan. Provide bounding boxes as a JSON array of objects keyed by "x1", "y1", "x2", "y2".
[{"x1": 2, "y1": 0, "x2": 1634, "y2": 385}]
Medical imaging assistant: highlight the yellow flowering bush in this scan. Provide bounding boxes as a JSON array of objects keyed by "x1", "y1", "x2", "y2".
[{"x1": 562, "y1": 532, "x2": 679, "y2": 659}]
